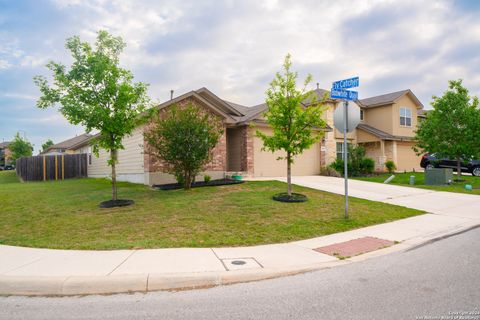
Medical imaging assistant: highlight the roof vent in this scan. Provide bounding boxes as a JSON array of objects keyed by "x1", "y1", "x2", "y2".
[
  {"x1": 316, "y1": 83, "x2": 319, "y2": 89},
  {"x1": 170, "y1": 90, "x2": 174, "y2": 100}
]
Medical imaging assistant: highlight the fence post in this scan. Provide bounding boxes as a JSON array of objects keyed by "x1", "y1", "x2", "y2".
[
  {"x1": 55, "y1": 155, "x2": 58, "y2": 181},
  {"x1": 43, "y1": 156, "x2": 46, "y2": 181},
  {"x1": 62, "y1": 155, "x2": 65, "y2": 180}
]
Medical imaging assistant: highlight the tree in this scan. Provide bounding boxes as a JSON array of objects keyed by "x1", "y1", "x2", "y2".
[
  {"x1": 41, "y1": 139, "x2": 54, "y2": 152},
  {"x1": 34, "y1": 31, "x2": 151, "y2": 203},
  {"x1": 10, "y1": 133, "x2": 33, "y2": 164},
  {"x1": 144, "y1": 104, "x2": 223, "y2": 190},
  {"x1": 414, "y1": 79, "x2": 480, "y2": 180},
  {"x1": 256, "y1": 54, "x2": 327, "y2": 197}
]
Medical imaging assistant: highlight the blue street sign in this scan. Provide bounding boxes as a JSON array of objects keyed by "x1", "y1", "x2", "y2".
[
  {"x1": 332, "y1": 77, "x2": 359, "y2": 90},
  {"x1": 330, "y1": 88, "x2": 358, "y2": 101}
]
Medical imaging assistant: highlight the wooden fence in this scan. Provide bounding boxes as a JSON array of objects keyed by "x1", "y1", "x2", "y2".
[{"x1": 16, "y1": 154, "x2": 88, "y2": 182}]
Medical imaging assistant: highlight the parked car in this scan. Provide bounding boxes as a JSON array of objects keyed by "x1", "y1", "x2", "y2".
[
  {"x1": 0, "y1": 164, "x2": 14, "y2": 171},
  {"x1": 420, "y1": 153, "x2": 480, "y2": 176}
]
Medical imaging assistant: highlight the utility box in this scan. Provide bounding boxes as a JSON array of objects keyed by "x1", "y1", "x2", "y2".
[{"x1": 425, "y1": 168, "x2": 453, "y2": 185}]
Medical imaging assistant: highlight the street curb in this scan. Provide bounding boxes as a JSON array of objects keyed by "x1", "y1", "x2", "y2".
[{"x1": 0, "y1": 223, "x2": 478, "y2": 297}]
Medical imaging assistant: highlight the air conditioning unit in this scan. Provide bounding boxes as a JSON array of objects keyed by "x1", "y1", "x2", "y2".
[{"x1": 425, "y1": 168, "x2": 453, "y2": 185}]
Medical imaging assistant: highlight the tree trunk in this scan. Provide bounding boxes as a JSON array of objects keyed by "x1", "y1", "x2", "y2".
[
  {"x1": 111, "y1": 149, "x2": 118, "y2": 201},
  {"x1": 287, "y1": 152, "x2": 292, "y2": 196},
  {"x1": 184, "y1": 170, "x2": 191, "y2": 190},
  {"x1": 456, "y1": 156, "x2": 462, "y2": 181}
]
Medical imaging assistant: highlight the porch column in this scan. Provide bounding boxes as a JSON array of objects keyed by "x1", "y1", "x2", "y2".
[
  {"x1": 378, "y1": 140, "x2": 387, "y2": 172},
  {"x1": 392, "y1": 140, "x2": 398, "y2": 166}
]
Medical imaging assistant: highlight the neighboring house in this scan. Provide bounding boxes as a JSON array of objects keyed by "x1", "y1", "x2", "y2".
[
  {"x1": 0, "y1": 141, "x2": 12, "y2": 165},
  {"x1": 86, "y1": 87, "x2": 425, "y2": 185},
  {"x1": 42, "y1": 134, "x2": 93, "y2": 155},
  {"x1": 355, "y1": 89, "x2": 424, "y2": 172}
]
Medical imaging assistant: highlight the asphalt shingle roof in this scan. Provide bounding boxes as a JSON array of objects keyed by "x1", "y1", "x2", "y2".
[
  {"x1": 47, "y1": 133, "x2": 92, "y2": 151},
  {"x1": 0, "y1": 141, "x2": 10, "y2": 149}
]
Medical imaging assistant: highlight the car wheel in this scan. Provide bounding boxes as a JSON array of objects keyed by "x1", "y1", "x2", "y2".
[
  {"x1": 426, "y1": 164, "x2": 435, "y2": 170},
  {"x1": 472, "y1": 167, "x2": 480, "y2": 177}
]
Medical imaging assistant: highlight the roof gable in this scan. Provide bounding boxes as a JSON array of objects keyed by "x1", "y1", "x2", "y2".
[{"x1": 358, "y1": 89, "x2": 423, "y2": 108}]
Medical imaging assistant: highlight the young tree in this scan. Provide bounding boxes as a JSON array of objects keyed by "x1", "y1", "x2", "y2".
[
  {"x1": 41, "y1": 139, "x2": 54, "y2": 152},
  {"x1": 144, "y1": 104, "x2": 223, "y2": 190},
  {"x1": 414, "y1": 79, "x2": 480, "y2": 180},
  {"x1": 256, "y1": 54, "x2": 327, "y2": 197},
  {"x1": 34, "y1": 31, "x2": 151, "y2": 203},
  {"x1": 10, "y1": 133, "x2": 33, "y2": 163}
]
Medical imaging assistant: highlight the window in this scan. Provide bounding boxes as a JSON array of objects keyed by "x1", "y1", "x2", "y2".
[
  {"x1": 336, "y1": 142, "x2": 351, "y2": 160},
  {"x1": 400, "y1": 107, "x2": 412, "y2": 126},
  {"x1": 360, "y1": 109, "x2": 364, "y2": 121}
]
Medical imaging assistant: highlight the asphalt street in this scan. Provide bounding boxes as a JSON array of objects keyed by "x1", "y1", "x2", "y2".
[{"x1": 1, "y1": 227, "x2": 479, "y2": 320}]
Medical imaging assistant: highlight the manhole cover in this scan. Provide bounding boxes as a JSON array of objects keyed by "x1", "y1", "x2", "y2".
[{"x1": 231, "y1": 260, "x2": 246, "y2": 265}]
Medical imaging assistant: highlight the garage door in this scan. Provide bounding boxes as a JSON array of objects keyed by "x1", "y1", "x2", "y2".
[
  {"x1": 396, "y1": 142, "x2": 422, "y2": 172},
  {"x1": 253, "y1": 128, "x2": 321, "y2": 177}
]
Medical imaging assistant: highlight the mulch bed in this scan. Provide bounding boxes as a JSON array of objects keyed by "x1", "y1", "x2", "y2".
[
  {"x1": 272, "y1": 192, "x2": 308, "y2": 203},
  {"x1": 99, "y1": 199, "x2": 135, "y2": 208},
  {"x1": 153, "y1": 178, "x2": 244, "y2": 190}
]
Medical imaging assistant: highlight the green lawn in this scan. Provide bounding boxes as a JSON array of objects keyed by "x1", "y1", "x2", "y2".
[
  {"x1": 0, "y1": 171, "x2": 423, "y2": 250},
  {"x1": 354, "y1": 172, "x2": 480, "y2": 195}
]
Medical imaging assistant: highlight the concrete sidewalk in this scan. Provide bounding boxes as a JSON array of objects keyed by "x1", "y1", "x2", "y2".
[{"x1": 1, "y1": 176, "x2": 479, "y2": 296}]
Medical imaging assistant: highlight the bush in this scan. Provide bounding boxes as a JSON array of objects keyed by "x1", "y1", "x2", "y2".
[
  {"x1": 204, "y1": 175, "x2": 211, "y2": 183},
  {"x1": 361, "y1": 158, "x2": 375, "y2": 175},
  {"x1": 320, "y1": 166, "x2": 341, "y2": 177},
  {"x1": 385, "y1": 160, "x2": 396, "y2": 174},
  {"x1": 329, "y1": 145, "x2": 375, "y2": 176}
]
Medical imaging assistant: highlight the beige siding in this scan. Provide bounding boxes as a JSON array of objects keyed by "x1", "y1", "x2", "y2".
[
  {"x1": 364, "y1": 105, "x2": 393, "y2": 134},
  {"x1": 391, "y1": 95, "x2": 421, "y2": 137},
  {"x1": 253, "y1": 127, "x2": 321, "y2": 177},
  {"x1": 396, "y1": 141, "x2": 422, "y2": 172},
  {"x1": 88, "y1": 127, "x2": 145, "y2": 177}
]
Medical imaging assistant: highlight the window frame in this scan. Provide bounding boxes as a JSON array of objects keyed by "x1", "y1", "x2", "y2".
[
  {"x1": 336, "y1": 142, "x2": 351, "y2": 160},
  {"x1": 360, "y1": 109, "x2": 364, "y2": 121},
  {"x1": 399, "y1": 107, "x2": 412, "y2": 127}
]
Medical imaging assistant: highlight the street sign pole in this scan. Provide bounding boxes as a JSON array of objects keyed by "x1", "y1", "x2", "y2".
[{"x1": 343, "y1": 100, "x2": 349, "y2": 219}]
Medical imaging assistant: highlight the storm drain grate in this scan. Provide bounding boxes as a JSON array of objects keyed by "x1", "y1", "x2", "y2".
[{"x1": 314, "y1": 236, "x2": 395, "y2": 259}]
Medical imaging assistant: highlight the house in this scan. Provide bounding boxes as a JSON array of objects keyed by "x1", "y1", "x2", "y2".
[
  {"x1": 0, "y1": 141, "x2": 12, "y2": 165},
  {"x1": 355, "y1": 89, "x2": 424, "y2": 172},
  {"x1": 41, "y1": 134, "x2": 93, "y2": 155},
  {"x1": 86, "y1": 87, "x2": 424, "y2": 185}
]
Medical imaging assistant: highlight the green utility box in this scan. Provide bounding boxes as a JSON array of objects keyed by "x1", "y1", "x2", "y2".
[{"x1": 425, "y1": 168, "x2": 453, "y2": 185}]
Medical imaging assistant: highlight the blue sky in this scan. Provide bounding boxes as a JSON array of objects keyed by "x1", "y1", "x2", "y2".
[{"x1": 1, "y1": 0, "x2": 479, "y2": 153}]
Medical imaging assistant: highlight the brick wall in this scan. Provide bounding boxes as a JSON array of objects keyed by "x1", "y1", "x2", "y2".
[
  {"x1": 144, "y1": 97, "x2": 227, "y2": 173},
  {"x1": 240, "y1": 126, "x2": 254, "y2": 174}
]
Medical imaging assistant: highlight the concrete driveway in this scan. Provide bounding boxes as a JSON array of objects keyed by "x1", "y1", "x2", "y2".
[{"x1": 274, "y1": 176, "x2": 480, "y2": 220}]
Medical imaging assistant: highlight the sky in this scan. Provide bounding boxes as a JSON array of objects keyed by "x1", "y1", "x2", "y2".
[{"x1": 1, "y1": 0, "x2": 480, "y2": 153}]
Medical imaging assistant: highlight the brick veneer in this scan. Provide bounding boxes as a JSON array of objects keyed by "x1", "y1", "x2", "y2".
[
  {"x1": 240, "y1": 126, "x2": 254, "y2": 174},
  {"x1": 144, "y1": 97, "x2": 227, "y2": 173}
]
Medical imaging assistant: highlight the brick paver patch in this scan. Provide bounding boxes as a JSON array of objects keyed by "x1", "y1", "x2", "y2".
[{"x1": 314, "y1": 237, "x2": 395, "y2": 258}]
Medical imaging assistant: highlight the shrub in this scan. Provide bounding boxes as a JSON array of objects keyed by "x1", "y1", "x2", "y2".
[
  {"x1": 320, "y1": 166, "x2": 341, "y2": 177},
  {"x1": 385, "y1": 160, "x2": 396, "y2": 174},
  {"x1": 204, "y1": 175, "x2": 211, "y2": 183},
  {"x1": 144, "y1": 104, "x2": 224, "y2": 190},
  {"x1": 329, "y1": 145, "x2": 375, "y2": 176},
  {"x1": 361, "y1": 158, "x2": 375, "y2": 175}
]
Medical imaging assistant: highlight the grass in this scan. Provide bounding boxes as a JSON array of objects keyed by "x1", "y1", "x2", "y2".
[
  {"x1": 354, "y1": 172, "x2": 480, "y2": 195},
  {"x1": 0, "y1": 171, "x2": 423, "y2": 250}
]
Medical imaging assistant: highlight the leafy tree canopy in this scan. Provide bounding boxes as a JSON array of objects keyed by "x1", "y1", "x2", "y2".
[
  {"x1": 34, "y1": 30, "x2": 152, "y2": 201},
  {"x1": 256, "y1": 54, "x2": 327, "y2": 196},
  {"x1": 414, "y1": 79, "x2": 480, "y2": 178},
  {"x1": 41, "y1": 139, "x2": 54, "y2": 152},
  {"x1": 10, "y1": 133, "x2": 33, "y2": 163}
]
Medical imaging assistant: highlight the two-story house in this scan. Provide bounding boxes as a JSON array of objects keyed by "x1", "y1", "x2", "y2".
[{"x1": 81, "y1": 87, "x2": 424, "y2": 185}]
